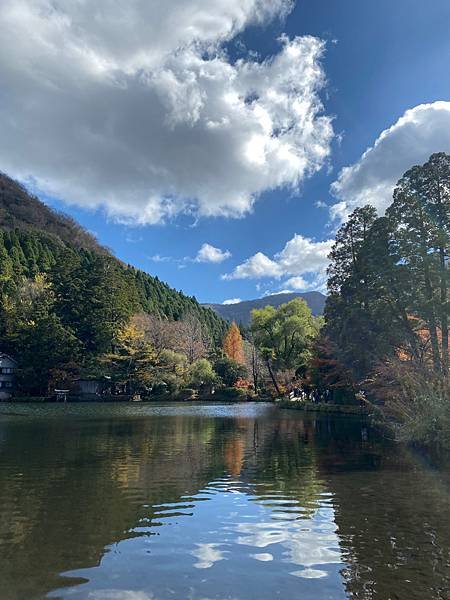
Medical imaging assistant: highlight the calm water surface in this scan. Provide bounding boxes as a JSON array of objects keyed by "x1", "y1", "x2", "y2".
[{"x1": 0, "y1": 402, "x2": 449, "y2": 600}]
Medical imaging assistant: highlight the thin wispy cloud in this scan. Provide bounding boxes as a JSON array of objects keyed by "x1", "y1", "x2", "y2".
[{"x1": 149, "y1": 243, "x2": 231, "y2": 266}]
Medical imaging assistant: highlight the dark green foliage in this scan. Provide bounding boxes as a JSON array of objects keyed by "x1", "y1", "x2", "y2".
[
  {"x1": 0, "y1": 174, "x2": 227, "y2": 394},
  {"x1": 214, "y1": 357, "x2": 247, "y2": 387},
  {"x1": 216, "y1": 387, "x2": 247, "y2": 401},
  {"x1": 324, "y1": 152, "x2": 449, "y2": 388},
  {"x1": 0, "y1": 173, "x2": 103, "y2": 252},
  {"x1": 3, "y1": 275, "x2": 80, "y2": 395},
  {"x1": 325, "y1": 206, "x2": 406, "y2": 379},
  {"x1": 386, "y1": 152, "x2": 449, "y2": 373}
]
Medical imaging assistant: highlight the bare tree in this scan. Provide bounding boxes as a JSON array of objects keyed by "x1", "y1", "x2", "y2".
[
  {"x1": 243, "y1": 338, "x2": 266, "y2": 393},
  {"x1": 173, "y1": 312, "x2": 210, "y2": 364},
  {"x1": 132, "y1": 313, "x2": 175, "y2": 359}
]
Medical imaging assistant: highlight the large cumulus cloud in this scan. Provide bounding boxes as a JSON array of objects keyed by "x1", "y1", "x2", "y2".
[
  {"x1": 0, "y1": 0, "x2": 333, "y2": 224},
  {"x1": 330, "y1": 101, "x2": 450, "y2": 221},
  {"x1": 223, "y1": 234, "x2": 333, "y2": 291}
]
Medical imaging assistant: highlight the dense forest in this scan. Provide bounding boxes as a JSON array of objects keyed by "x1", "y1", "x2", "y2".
[
  {"x1": 0, "y1": 174, "x2": 228, "y2": 396},
  {"x1": 312, "y1": 153, "x2": 449, "y2": 448}
]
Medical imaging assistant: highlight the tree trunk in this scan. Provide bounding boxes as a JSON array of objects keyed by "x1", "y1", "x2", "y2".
[
  {"x1": 251, "y1": 346, "x2": 259, "y2": 393},
  {"x1": 439, "y1": 246, "x2": 448, "y2": 375},
  {"x1": 423, "y1": 258, "x2": 441, "y2": 372},
  {"x1": 266, "y1": 358, "x2": 281, "y2": 396}
]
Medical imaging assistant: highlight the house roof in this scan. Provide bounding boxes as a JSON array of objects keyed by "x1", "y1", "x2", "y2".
[{"x1": 0, "y1": 353, "x2": 17, "y2": 365}]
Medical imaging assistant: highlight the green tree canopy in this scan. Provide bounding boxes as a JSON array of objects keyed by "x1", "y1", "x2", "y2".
[{"x1": 251, "y1": 298, "x2": 320, "y2": 395}]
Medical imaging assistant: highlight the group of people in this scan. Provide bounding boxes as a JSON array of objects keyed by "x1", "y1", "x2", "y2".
[{"x1": 290, "y1": 387, "x2": 333, "y2": 403}]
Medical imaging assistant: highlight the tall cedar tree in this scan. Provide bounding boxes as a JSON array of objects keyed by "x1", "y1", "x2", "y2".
[
  {"x1": 325, "y1": 152, "x2": 449, "y2": 387},
  {"x1": 387, "y1": 153, "x2": 449, "y2": 374}
]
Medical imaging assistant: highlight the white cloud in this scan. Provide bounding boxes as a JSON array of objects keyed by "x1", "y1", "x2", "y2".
[
  {"x1": 276, "y1": 234, "x2": 332, "y2": 275},
  {"x1": 195, "y1": 243, "x2": 231, "y2": 263},
  {"x1": 0, "y1": 0, "x2": 333, "y2": 225},
  {"x1": 263, "y1": 289, "x2": 294, "y2": 296},
  {"x1": 191, "y1": 543, "x2": 227, "y2": 569},
  {"x1": 330, "y1": 101, "x2": 450, "y2": 221},
  {"x1": 223, "y1": 298, "x2": 242, "y2": 305},
  {"x1": 251, "y1": 553, "x2": 274, "y2": 561},
  {"x1": 87, "y1": 592, "x2": 154, "y2": 600},
  {"x1": 149, "y1": 254, "x2": 172, "y2": 263},
  {"x1": 284, "y1": 276, "x2": 309, "y2": 291},
  {"x1": 223, "y1": 234, "x2": 333, "y2": 291},
  {"x1": 223, "y1": 252, "x2": 283, "y2": 279}
]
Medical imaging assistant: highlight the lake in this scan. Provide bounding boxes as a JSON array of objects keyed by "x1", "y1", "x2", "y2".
[{"x1": 0, "y1": 402, "x2": 449, "y2": 600}]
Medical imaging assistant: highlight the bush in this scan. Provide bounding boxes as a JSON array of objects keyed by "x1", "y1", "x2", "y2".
[
  {"x1": 150, "y1": 381, "x2": 170, "y2": 396},
  {"x1": 174, "y1": 388, "x2": 197, "y2": 401},
  {"x1": 216, "y1": 387, "x2": 247, "y2": 401},
  {"x1": 214, "y1": 357, "x2": 247, "y2": 387},
  {"x1": 371, "y1": 360, "x2": 450, "y2": 450},
  {"x1": 187, "y1": 359, "x2": 219, "y2": 389}
]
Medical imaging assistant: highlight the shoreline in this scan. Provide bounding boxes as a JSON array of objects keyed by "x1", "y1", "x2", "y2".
[{"x1": 277, "y1": 400, "x2": 370, "y2": 416}]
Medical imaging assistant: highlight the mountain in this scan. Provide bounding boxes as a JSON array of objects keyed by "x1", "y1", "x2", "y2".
[
  {"x1": 0, "y1": 174, "x2": 105, "y2": 253},
  {"x1": 203, "y1": 292, "x2": 326, "y2": 326},
  {"x1": 0, "y1": 173, "x2": 227, "y2": 344}
]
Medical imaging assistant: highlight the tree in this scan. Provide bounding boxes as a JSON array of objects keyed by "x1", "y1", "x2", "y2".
[
  {"x1": 102, "y1": 315, "x2": 156, "y2": 394},
  {"x1": 243, "y1": 337, "x2": 265, "y2": 393},
  {"x1": 325, "y1": 206, "x2": 418, "y2": 380},
  {"x1": 387, "y1": 153, "x2": 449, "y2": 374},
  {"x1": 154, "y1": 349, "x2": 188, "y2": 393},
  {"x1": 174, "y1": 312, "x2": 210, "y2": 364},
  {"x1": 130, "y1": 313, "x2": 175, "y2": 360},
  {"x1": 3, "y1": 274, "x2": 80, "y2": 395},
  {"x1": 222, "y1": 322, "x2": 245, "y2": 364},
  {"x1": 214, "y1": 357, "x2": 247, "y2": 387},
  {"x1": 187, "y1": 358, "x2": 218, "y2": 392},
  {"x1": 251, "y1": 299, "x2": 319, "y2": 395}
]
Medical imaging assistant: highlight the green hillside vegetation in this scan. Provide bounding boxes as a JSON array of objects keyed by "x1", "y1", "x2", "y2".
[{"x1": 0, "y1": 174, "x2": 227, "y2": 396}]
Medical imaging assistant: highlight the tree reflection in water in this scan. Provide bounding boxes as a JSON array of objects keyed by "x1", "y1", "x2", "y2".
[{"x1": 0, "y1": 403, "x2": 448, "y2": 599}]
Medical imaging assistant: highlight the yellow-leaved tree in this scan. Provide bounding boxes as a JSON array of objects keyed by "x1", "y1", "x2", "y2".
[{"x1": 222, "y1": 322, "x2": 244, "y2": 364}]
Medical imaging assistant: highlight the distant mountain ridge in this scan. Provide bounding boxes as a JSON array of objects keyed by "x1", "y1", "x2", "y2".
[{"x1": 203, "y1": 291, "x2": 326, "y2": 325}]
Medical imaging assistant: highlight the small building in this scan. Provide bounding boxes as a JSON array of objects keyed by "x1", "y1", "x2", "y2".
[
  {"x1": 0, "y1": 353, "x2": 17, "y2": 400},
  {"x1": 72, "y1": 377, "x2": 121, "y2": 400},
  {"x1": 76, "y1": 379, "x2": 103, "y2": 396}
]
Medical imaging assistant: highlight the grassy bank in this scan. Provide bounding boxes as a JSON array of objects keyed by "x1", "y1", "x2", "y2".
[{"x1": 277, "y1": 400, "x2": 369, "y2": 416}]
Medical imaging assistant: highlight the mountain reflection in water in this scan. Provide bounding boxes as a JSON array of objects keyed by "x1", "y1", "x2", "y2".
[{"x1": 0, "y1": 402, "x2": 449, "y2": 599}]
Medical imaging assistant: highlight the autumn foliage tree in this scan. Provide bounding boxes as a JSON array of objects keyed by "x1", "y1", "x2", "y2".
[{"x1": 222, "y1": 322, "x2": 245, "y2": 364}]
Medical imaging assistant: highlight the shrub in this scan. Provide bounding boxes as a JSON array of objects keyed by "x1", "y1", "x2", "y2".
[
  {"x1": 174, "y1": 388, "x2": 197, "y2": 401},
  {"x1": 371, "y1": 360, "x2": 450, "y2": 450},
  {"x1": 216, "y1": 387, "x2": 247, "y2": 401},
  {"x1": 187, "y1": 359, "x2": 219, "y2": 389},
  {"x1": 214, "y1": 357, "x2": 247, "y2": 387}
]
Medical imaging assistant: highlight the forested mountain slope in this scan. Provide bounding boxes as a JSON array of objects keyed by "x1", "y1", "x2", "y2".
[
  {"x1": 0, "y1": 174, "x2": 104, "y2": 253},
  {"x1": 0, "y1": 173, "x2": 227, "y2": 347}
]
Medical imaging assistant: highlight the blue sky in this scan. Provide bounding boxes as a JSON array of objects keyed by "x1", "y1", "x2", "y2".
[{"x1": 2, "y1": 0, "x2": 450, "y2": 303}]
